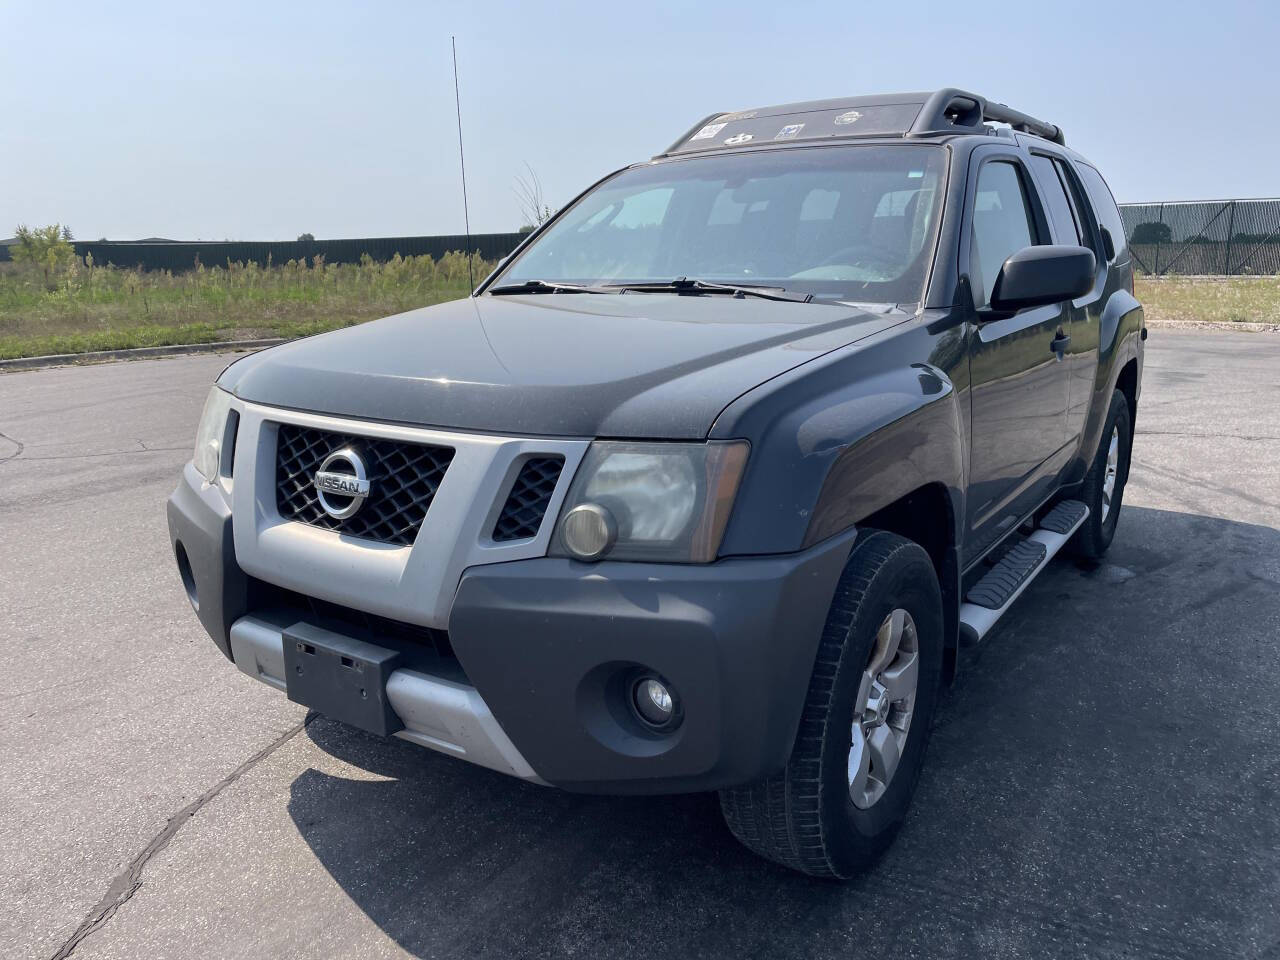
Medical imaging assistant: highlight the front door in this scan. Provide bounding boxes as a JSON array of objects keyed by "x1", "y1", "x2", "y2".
[{"x1": 964, "y1": 153, "x2": 1072, "y2": 566}]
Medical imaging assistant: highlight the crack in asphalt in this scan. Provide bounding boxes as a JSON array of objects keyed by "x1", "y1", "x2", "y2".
[
  {"x1": 1136, "y1": 457, "x2": 1280, "y2": 513},
  {"x1": 0, "y1": 674, "x2": 93, "y2": 704},
  {"x1": 0, "y1": 430, "x2": 190, "y2": 465},
  {"x1": 1136, "y1": 429, "x2": 1280, "y2": 441},
  {"x1": 19, "y1": 445, "x2": 189, "y2": 463},
  {"x1": 48, "y1": 716, "x2": 311, "y2": 960},
  {"x1": 0, "y1": 430, "x2": 24, "y2": 464}
]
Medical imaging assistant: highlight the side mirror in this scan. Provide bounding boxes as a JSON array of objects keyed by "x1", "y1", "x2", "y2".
[{"x1": 987, "y1": 244, "x2": 1096, "y2": 315}]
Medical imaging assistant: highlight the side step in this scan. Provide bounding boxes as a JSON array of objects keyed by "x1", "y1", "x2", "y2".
[{"x1": 959, "y1": 500, "x2": 1089, "y2": 646}]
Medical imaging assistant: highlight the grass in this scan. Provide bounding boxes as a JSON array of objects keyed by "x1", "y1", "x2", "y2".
[
  {"x1": 1134, "y1": 274, "x2": 1280, "y2": 326},
  {"x1": 2, "y1": 257, "x2": 1275, "y2": 361},
  {"x1": 0, "y1": 251, "x2": 494, "y2": 360}
]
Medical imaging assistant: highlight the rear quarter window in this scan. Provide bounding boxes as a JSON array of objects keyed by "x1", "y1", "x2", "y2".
[{"x1": 1076, "y1": 164, "x2": 1128, "y2": 262}]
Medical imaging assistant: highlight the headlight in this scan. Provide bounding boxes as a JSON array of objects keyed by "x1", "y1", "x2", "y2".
[
  {"x1": 193, "y1": 386, "x2": 234, "y2": 483},
  {"x1": 551, "y1": 441, "x2": 749, "y2": 563}
]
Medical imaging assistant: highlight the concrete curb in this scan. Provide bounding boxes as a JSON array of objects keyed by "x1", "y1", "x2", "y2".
[
  {"x1": 1145, "y1": 318, "x2": 1280, "y2": 334},
  {"x1": 0, "y1": 338, "x2": 286, "y2": 372}
]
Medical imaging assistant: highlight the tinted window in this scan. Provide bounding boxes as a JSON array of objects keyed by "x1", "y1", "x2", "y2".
[
  {"x1": 1053, "y1": 158, "x2": 1095, "y2": 251},
  {"x1": 970, "y1": 161, "x2": 1038, "y2": 307},
  {"x1": 499, "y1": 145, "x2": 947, "y2": 304},
  {"x1": 1076, "y1": 164, "x2": 1129, "y2": 262},
  {"x1": 1029, "y1": 154, "x2": 1081, "y2": 244}
]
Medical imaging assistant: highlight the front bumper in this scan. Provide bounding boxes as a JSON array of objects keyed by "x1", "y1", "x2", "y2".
[
  {"x1": 167, "y1": 463, "x2": 247, "y2": 662},
  {"x1": 227, "y1": 613, "x2": 543, "y2": 782},
  {"x1": 168, "y1": 464, "x2": 855, "y2": 794}
]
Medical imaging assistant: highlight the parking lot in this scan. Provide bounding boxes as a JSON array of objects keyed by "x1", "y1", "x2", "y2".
[{"x1": 2, "y1": 328, "x2": 1278, "y2": 960}]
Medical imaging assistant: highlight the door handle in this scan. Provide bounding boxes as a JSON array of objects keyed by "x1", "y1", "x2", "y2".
[{"x1": 1050, "y1": 332, "x2": 1071, "y2": 358}]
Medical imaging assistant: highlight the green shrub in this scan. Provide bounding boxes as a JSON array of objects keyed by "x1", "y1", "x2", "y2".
[{"x1": 0, "y1": 250, "x2": 495, "y2": 359}]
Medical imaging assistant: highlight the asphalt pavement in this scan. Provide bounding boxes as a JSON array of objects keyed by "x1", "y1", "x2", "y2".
[{"x1": 2, "y1": 329, "x2": 1278, "y2": 960}]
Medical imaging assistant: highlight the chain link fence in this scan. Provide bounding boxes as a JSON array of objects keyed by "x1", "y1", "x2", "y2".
[
  {"x1": 8, "y1": 203, "x2": 1278, "y2": 277},
  {"x1": 1119, "y1": 199, "x2": 1280, "y2": 276}
]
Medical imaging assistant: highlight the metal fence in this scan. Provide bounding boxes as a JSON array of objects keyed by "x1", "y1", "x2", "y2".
[
  {"x1": 8, "y1": 202, "x2": 1280, "y2": 277},
  {"x1": 0, "y1": 232, "x2": 527, "y2": 269},
  {"x1": 1119, "y1": 199, "x2": 1280, "y2": 276}
]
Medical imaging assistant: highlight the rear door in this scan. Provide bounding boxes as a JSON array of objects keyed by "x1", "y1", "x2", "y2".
[
  {"x1": 963, "y1": 147, "x2": 1072, "y2": 565},
  {"x1": 1025, "y1": 147, "x2": 1104, "y2": 446}
]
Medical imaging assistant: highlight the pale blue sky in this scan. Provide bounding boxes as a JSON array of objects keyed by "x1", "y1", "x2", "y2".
[{"x1": 3, "y1": 0, "x2": 1277, "y2": 240}]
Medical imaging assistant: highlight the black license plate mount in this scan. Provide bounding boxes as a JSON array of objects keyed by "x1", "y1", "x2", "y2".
[{"x1": 282, "y1": 622, "x2": 404, "y2": 737}]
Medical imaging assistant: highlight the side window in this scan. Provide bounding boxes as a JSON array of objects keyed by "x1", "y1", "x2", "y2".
[
  {"x1": 1029, "y1": 154, "x2": 1082, "y2": 244},
  {"x1": 970, "y1": 160, "x2": 1038, "y2": 308},
  {"x1": 1075, "y1": 164, "x2": 1129, "y2": 262},
  {"x1": 1053, "y1": 158, "x2": 1096, "y2": 252}
]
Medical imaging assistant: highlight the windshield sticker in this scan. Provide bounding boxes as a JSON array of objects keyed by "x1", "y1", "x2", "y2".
[
  {"x1": 773, "y1": 123, "x2": 805, "y2": 141},
  {"x1": 834, "y1": 110, "x2": 862, "y2": 126},
  {"x1": 717, "y1": 110, "x2": 757, "y2": 122},
  {"x1": 690, "y1": 122, "x2": 727, "y2": 141},
  {"x1": 908, "y1": 170, "x2": 924, "y2": 178},
  {"x1": 724, "y1": 133, "x2": 754, "y2": 145}
]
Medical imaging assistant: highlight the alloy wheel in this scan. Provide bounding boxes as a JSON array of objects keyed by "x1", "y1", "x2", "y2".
[
  {"x1": 848, "y1": 608, "x2": 919, "y2": 809},
  {"x1": 1101, "y1": 426, "x2": 1120, "y2": 522}
]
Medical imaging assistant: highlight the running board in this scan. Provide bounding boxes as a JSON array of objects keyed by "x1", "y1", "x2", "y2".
[{"x1": 959, "y1": 500, "x2": 1089, "y2": 646}]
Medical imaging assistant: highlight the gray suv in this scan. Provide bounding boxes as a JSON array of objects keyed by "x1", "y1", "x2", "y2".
[{"x1": 168, "y1": 89, "x2": 1143, "y2": 877}]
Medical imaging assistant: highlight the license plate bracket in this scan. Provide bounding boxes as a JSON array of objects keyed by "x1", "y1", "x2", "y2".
[{"x1": 283, "y1": 622, "x2": 404, "y2": 737}]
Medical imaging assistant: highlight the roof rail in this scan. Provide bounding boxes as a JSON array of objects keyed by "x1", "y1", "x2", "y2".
[{"x1": 908, "y1": 88, "x2": 1065, "y2": 145}]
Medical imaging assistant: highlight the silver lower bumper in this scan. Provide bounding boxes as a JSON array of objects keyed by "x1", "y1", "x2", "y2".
[{"x1": 228, "y1": 615, "x2": 544, "y2": 783}]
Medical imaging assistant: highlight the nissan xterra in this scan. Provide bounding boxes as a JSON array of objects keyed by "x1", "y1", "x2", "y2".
[{"x1": 168, "y1": 89, "x2": 1143, "y2": 877}]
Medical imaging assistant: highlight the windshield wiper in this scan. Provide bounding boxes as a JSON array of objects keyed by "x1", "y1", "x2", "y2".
[
  {"x1": 488, "y1": 279, "x2": 609, "y2": 295},
  {"x1": 604, "y1": 277, "x2": 813, "y2": 303}
]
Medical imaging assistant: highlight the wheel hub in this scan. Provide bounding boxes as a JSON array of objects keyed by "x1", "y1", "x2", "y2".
[{"x1": 862, "y1": 680, "x2": 890, "y2": 728}]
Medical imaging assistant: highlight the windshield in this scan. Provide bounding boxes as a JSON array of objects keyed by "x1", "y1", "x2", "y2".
[{"x1": 494, "y1": 144, "x2": 946, "y2": 304}]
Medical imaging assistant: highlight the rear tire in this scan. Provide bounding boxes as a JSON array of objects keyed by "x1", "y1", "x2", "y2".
[
  {"x1": 719, "y1": 531, "x2": 943, "y2": 879},
  {"x1": 1072, "y1": 390, "x2": 1132, "y2": 560}
]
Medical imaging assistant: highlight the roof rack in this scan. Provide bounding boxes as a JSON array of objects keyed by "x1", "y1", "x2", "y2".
[
  {"x1": 659, "y1": 89, "x2": 1065, "y2": 157},
  {"x1": 907, "y1": 88, "x2": 1065, "y2": 145}
]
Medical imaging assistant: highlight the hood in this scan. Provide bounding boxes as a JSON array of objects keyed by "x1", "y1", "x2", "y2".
[{"x1": 219, "y1": 294, "x2": 906, "y2": 438}]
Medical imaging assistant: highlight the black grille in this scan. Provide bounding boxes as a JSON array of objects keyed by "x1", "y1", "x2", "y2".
[
  {"x1": 247, "y1": 578, "x2": 464, "y2": 682},
  {"x1": 275, "y1": 423, "x2": 453, "y2": 546},
  {"x1": 492, "y1": 456, "x2": 564, "y2": 541}
]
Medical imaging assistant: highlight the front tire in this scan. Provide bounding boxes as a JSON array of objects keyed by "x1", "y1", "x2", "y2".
[
  {"x1": 719, "y1": 531, "x2": 943, "y2": 879},
  {"x1": 1072, "y1": 390, "x2": 1133, "y2": 560}
]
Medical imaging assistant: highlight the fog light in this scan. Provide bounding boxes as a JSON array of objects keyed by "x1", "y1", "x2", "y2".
[
  {"x1": 561, "y1": 503, "x2": 617, "y2": 560},
  {"x1": 633, "y1": 677, "x2": 675, "y2": 727}
]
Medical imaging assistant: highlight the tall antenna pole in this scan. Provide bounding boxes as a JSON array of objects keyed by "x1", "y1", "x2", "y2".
[{"x1": 451, "y1": 36, "x2": 475, "y2": 291}]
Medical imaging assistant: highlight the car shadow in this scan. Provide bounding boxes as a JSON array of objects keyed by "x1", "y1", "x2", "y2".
[{"x1": 288, "y1": 505, "x2": 1280, "y2": 959}]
